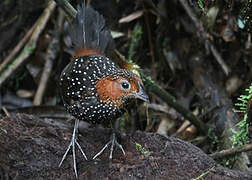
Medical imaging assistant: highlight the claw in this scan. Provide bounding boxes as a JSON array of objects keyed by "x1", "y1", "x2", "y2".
[
  {"x1": 93, "y1": 132, "x2": 125, "y2": 160},
  {"x1": 59, "y1": 119, "x2": 87, "y2": 178}
]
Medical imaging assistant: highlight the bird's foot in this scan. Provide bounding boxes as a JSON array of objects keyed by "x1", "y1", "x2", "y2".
[
  {"x1": 93, "y1": 132, "x2": 125, "y2": 160},
  {"x1": 59, "y1": 119, "x2": 87, "y2": 178}
]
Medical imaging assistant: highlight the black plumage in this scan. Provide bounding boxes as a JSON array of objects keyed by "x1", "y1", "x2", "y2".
[
  {"x1": 58, "y1": 2, "x2": 149, "y2": 178},
  {"x1": 60, "y1": 55, "x2": 139, "y2": 125}
]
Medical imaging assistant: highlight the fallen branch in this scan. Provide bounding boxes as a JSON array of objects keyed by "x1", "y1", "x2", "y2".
[
  {"x1": 210, "y1": 143, "x2": 252, "y2": 159},
  {"x1": 142, "y1": 75, "x2": 208, "y2": 134},
  {"x1": 54, "y1": 0, "x2": 77, "y2": 22},
  {"x1": 33, "y1": 10, "x2": 64, "y2": 105},
  {"x1": 0, "y1": 0, "x2": 56, "y2": 88},
  {"x1": 0, "y1": 22, "x2": 37, "y2": 74},
  {"x1": 178, "y1": 0, "x2": 230, "y2": 75}
]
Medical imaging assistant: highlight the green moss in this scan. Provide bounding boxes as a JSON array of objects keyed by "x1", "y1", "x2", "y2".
[{"x1": 135, "y1": 142, "x2": 151, "y2": 157}]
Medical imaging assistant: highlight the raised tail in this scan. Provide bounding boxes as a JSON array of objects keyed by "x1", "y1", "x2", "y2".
[{"x1": 70, "y1": 2, "x2": 114, "y2": 57}]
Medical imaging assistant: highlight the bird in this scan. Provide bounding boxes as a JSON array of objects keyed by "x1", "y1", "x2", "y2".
[{"x1": 58, "y1": 1, "x2": 149, "y2": 178}]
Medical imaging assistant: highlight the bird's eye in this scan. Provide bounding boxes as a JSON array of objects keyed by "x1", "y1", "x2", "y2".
[{"x1": 120, "y1": 80, "x2": 131, "y2": 90}]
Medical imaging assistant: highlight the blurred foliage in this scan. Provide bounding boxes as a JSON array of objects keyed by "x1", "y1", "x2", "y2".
[
  {"x1": 231, "y1": 84, "x2": 252, "y2": 147},
  {"x1": 239, "y1": 0, "x2": 252, "y2": 32},
  {"x1": 197, "y1": 0, "x2": 206, "y2": 14},
  {"x1": 128, "y1": 23, "x2": 143, "y2": 61}
]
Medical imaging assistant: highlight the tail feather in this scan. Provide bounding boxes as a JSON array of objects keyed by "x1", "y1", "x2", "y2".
[{"x1": 70, "y1": 2, "x2": 114, "y2": 56}]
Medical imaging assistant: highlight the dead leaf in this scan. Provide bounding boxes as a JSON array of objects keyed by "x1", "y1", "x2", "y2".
[{"x1": 119, "y1": 10, "x2": 144, "y2": 23}]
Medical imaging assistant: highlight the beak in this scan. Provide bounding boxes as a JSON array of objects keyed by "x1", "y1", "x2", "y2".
[{"x1": 134, "y1": 82, "x2": 149, "y2": 103}]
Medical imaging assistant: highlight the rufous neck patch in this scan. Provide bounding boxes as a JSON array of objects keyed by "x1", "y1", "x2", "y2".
[
  {"x1": 96, "y1": 77, "x2": 125, "y2": 107},
  {"x1": 73, "y1": 48, "x2": 103, "y2": 59}
]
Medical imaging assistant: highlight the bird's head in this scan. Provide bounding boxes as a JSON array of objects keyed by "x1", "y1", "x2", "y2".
[{"x1": 96, "y1": 72, "x2": 149, "y2": 108}]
